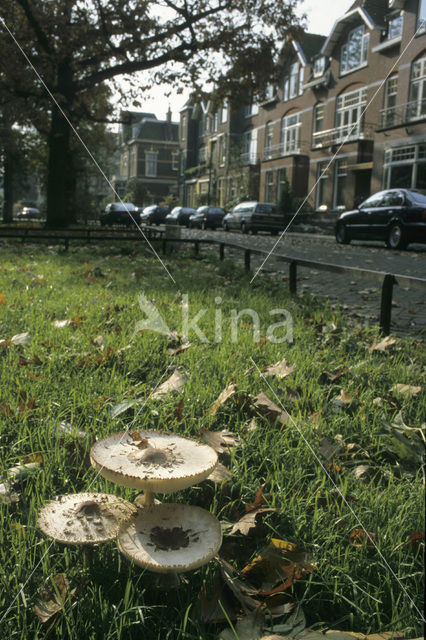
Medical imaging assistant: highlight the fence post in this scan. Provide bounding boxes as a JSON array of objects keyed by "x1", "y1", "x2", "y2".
[
  {"x1": 162, "y1": 239, "x2": 167, "y2": 255},
  {"x1": 289, "y1": 260, "x2": 297, "y2": 294},
  {"x1": 219, "y1": 243, "x2": 225, "y2": 261},
  {"x1": 64, "y1": 238, "x2": 69, "y2": 251},
  {"x1": 380, "y1": 274, "x2": 396, "y2": 336},
  {"x1": 194, "y1": 240, "x2": 199, "y2": 255},
  {"x1": 244, "y1": 249, "x2": 251, "y2": 272}
]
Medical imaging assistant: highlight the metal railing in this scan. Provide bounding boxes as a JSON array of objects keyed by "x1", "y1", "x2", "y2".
[
  {"x1": 312, "y1": 123, "x2": 373, "y2": 148},
  {"x1": 240, "y1": 151, "x2": 258, "y2": 165},
  {"x1": 379, "y1": 100, "x2": 426, "y2": 129},
  {"x1": 263, "y1": 142, "x2": 301, "y2": 161}
]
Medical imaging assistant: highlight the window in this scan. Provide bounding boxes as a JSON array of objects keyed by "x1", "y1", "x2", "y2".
[
  {"x1": 340, "y1": 25, "x2": 369, "y2": 74},
  {"x1": 418, "y1": 0, "x2": 426, "y2": 33},
  {"x1": 313, "y1": 56, "x2": 326, "y2": 78},
  {"x1": 264, "y1": 123, "x2": 273, "y2": 159},
  {"x1": 335, "y1": 88, "x2": 367, "y2": 141},
  {"x1": 218, "y1": 135, "x2": 227, "y2": 166},
  {"x1": 199, "y1": 146, "x2": 207, "y2": 163},
  {"x1": 265, "y1": 84, "x2": 276, "y2": 100},
  {"x1": 129, "y1": 146, "x2": 137, "y2": 176},
  {"x1": 382, "y1": 75, "x2": 398, "y2": 127},
  {"x1": 277, "y1": 169, "x2": 289, "y2": 202},
  {"x1": 145, "y1": 151, "x2": 157, "y2": 177},
  {"x1": 386, "y1": 12, "x2": 403, "y2": 39},
  {"x1": 242, "y1": 129, "x2": 258, "y2": 164},
  {"x1": 221, "y1": 102, "x2": 228, "y2": 123},
  {"x1": 280, "y1": 113, "x2": 301, "y2": 154},
  {"x1": 244, "y1": 102, "x2": 259, "y2": 117},
  {"x1": 283, "y1": 61, "x2": 303, "y2": 101},
  {"x1": 213, "y1": 112, "x2": 218, "y2": 132},
  {"x1": 408, "y1": 56, "x2": 426, "y2": 120},
  {"x1": 315, "y1": 162, "x2": 329, "y2": 209},
  {"x1": 384, "y1": 144, "x2": 426, "y2": 190},
  {"x1": 172, "y1": 152, "x2": 179, "y2": 171},
  {"x1": 181, "y1": 114, "x2": 187, "y2": 140},
  {"x1": 333, "y1": 160, "x2": 348, "y2": 208},
  {"x1": 312, "y1": 104, "x2": 325, "y2": 145},
  {"x1": 265, "y1": 171, "x2": 275, "y2": 202}
]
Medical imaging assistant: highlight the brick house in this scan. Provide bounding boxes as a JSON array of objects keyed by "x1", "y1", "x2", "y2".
[
  {"x1": 113, "y1": 109, "x2": 179, "y2": 203},
  {"x1": 179, "y1": 0, "x2": 426, "y2": 213}
]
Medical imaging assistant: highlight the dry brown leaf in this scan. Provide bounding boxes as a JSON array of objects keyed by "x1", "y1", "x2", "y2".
[
  {"x1": 264, "y1": 359, "x2": 295, "y2": 380},
  {"x1": 173, "y1": 397, "x2": 185, "y2": 422},
  {"x1": 167, "y1": 342, "x2": 191, "y2": 356},
  {"x1": 318, "y1": 438, "x2": 341, "y2": 461},
  {"x1": 201, "y1": 428, "x2": 239, "y2": 454},
  {"x1": 390, "y1": 383, "x2": 421, "y2": 397},
  {"x1": 206, "y1": 463, "x2": 232, "y2": 484},
  {"x1": 320, "y1": 369, "x2": 348, "y2": 383},
  {"x1": 368, "y1": 336, "x2": 396, "y2": 352},
  {"x1": 246, "y1": 487, "x2": 267, "y2": 513},
  {"x1": 218, "y1": 558, "x2": 261, "y2": 612},
  {"x1": 149, "y1": 369, "x2": 188, "y2": 400},
  {"x1": 332, "y1": 389, "x2": 353, "y2": 407},
  {"x1": 0, "y1": 293, "x2": 7, "y2": 305},
  {"x1": 230, "y1": 508, "x2": 276, "y2": 536},
  {"x1": 349, "y1": 528, "x2": 376, "y2": 548},
  {"x1": 208, "y1": 383, "x2": 237, "y2": 416},
  {"x1": 194, "y1": 573, "x2": 240, "y2": 623},
  {"x1": 34, "y1": 574, "x2": 75, "y2": 623},
  {"x1": 11, "y1": 332, "x2": 31, "y2": 345},
  {"x1": 0, "y1": 402, "x2": 13, "y2": 417},
  {"x1": 250, "y1": 392, "x2": 291, "y2": 428}
]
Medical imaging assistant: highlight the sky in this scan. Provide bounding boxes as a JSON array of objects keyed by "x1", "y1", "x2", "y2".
[{"x1": 117, "y1": 0, "x2": 355, "y2": 121}]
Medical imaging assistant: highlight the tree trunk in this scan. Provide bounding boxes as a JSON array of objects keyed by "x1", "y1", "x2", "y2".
[
  {"x1": 45, "y1": 105, "x2": 74, "y2": 227},
  {"x1": 3, "y1": 147, "x2": 15, "y2": 224}
]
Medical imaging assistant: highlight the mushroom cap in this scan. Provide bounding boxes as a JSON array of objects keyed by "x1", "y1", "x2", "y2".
[
  {"x1": 118, "y1": 503, "x2": 222, "y2": 573},
  {"x1": 90, "y1": 431, "x2": 218, "y2": 492},
  {"x1": 37, "y1": 493, "x2": 137, "y2": 545}
]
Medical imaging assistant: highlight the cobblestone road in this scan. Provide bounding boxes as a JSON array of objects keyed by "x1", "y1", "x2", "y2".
[{"x1": 180, "y1": 228, "x2": 426, "y2": 337}]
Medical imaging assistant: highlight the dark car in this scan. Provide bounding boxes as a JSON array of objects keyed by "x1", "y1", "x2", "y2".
[
  {"x1": 100, "y1": 202, "x2": 138, "y2": 226},
  {"x1": 223, "y1": 202, "x2": 284, "y2": 235},
  {"x1": 16, "y1": 206, "x2": 42, "y2": 221},
  {"x1": 165, "y1": 206, "x2": 197, "y2": 226},
  {"x1": 140, "y1": 205, "x2": 170, "y2": 225},
  {"x1": 189, "y1": 206, "x2": 225, "y2": 230},
  {"x1": 335, "y1": 189, "x2": 426, "y2": 250}
]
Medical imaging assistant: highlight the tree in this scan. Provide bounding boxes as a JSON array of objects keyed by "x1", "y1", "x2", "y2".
[{"x1": 0, "y1": 0, "x2": 302, "y2": 227}]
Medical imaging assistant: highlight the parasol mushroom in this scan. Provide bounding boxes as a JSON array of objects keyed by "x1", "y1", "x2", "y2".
[
  {"x1": 118, "y1": 503, "x2": 222, "y2": 575},
  {"x1": 37, "y1": 492, "x2": 137, "y2": 558},
  {"x1": 90, "y1": 430, "x2": 218, "y2": 506}
]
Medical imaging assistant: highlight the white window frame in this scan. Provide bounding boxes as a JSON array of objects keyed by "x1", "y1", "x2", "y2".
[
  {"x1": 221, "y1": 102, "x2": 228, "y2": 123},
  {"x1": 417, "y1": 0, "x2": 426, "y2": 33},
  {"x1": 264, "y1": 123, "x2": 273, "y2": 159},
  {"x1": 333, "y1": 160, "x2": 348, "y2": 209},
  {"x1": 172, "y1": 152, "x2": 179, "y2": 171},
  {"x1": 408, "y1": 56, "x2": 426, "y2": 121},
  {"x1": 283, "y1": 61, "x2": 303, "y2": 101},
  {"x1": 265, "y1": 171, "x2": 275, "y2": 202},
  {"x1": 313, "y1": 56, "x2": 325, "y2": 78},
  {"x1": 145, "y1": 151, "x2": 158, "y2": 177},
  {"x1": 280, "y1": 113, "x2": 301, "y2": 154},
  {"x1": 335, "y1": 87, "x2": 367, "y2": 142},
  {"x1": 384, "y1": 144, "x2": 426, "y2": 189},
  {"x1": 315, "y1": 162, "x2": 329, "y2": 210},
  {"x1": 386, "y1": 11, "x2": 403, "y2": 39},
  {"x1": 340, "y1": 25, "x2": 369, "y2": 75}
]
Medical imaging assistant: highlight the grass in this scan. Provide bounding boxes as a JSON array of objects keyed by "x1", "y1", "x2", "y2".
[{"x1": 0, "y1": 241, "x2": 424, "y2": 639}]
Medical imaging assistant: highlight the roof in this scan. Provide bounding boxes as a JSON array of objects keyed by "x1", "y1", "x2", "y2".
[
  {"x1": 131, "y1": 118, "x2": 178, "y2": 142},
  {"x1": 298, "y1": 33, "x2": 327, "y2": 62}
]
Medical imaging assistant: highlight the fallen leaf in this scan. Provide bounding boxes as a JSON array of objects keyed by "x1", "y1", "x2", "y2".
[
  {"x1": 194, "y1": 573, "x2": 239, "y2": 624},
  {"x1": 11, "y1": 332, "x2": 31, "y2": 345},
  {"x1": 368, "y1": 336, "x2": 396, "y2": 352},
  {"x1": 167, "y1": 342, "x2": 191, "y2": 356},
  {"x1": 332, "y1": 389, "x2": 353, "y2": 407},
  {"x1": 173, "y1": 398, "x2": 185, "y2": 422},
  {"x1": 91, "y1": 335, "x2": 105, "y2": 350},
  {"x1": 201, "y1": 428, "x2": 239, "y2": 454},
  {"x1": 53, "y1": 319, "x2": 72, "y2": 328},
  {"x1": 219, "y1": 607, "x2": 265, "y2": 640},
  {"x1": 53, "y1": 421, "x2": 87, "y2": 439},
  {"x1": 0, "y1": 402, "x2": 13, "y2": 417},
  {"x1": 353, "y1": 465, "x2": 376, "y2": 481},
  {"x1": 218, "y1": 559, "x2": 261, "y2": 613},
  {"x1": 110, "y1": 398, "x2": 139, "y2": 419},
  {"x1": 34, "y1": 574, "x2": 74, "y2": 623},
  {"x1": 150, "y1": 370, "x2": 188, "y2": 400},
  {"x1": 349, "y1": 529, "x2": 376, "y2": 548},
  {"x1": 0, "y1": 293, "x2": 7, "y2": 304},
  {"x1": 250, "y1": 392, "x2": 291, "y2": 428},
  {"x1": 319, "y1": 369, "x2": 347, "y2": 383},
  {"x1": 230, "y1": 508, "x2": 276, "y2": 536},
  {"x1": 206, "y1": 463, "x2": 232, "y2": 484},
  {"x1": 390, "y1": 384, "x2": 421, "y2": 397},
  {"x1": 208, "y1": 384, "x2": 237, "y2": 416},
  {"x1": 264, "y1": 359, "x2": 295, "y2": 380},
  {"x1": 129, "y1": 431, "x2": 149, "y2": 449},
  {"x1": 0, "y1": 481, "x2": 19, "y2": 503},
  {"x1": 318, "y1": 438, "x2": 341, "y2": 461},
  {"x1": 8, "y1": 461, "x2": 41, "y2": 480},
  {"x1": 18, "y1": 390, "x2": 36, "y2": 413},
  {"x1": 405, "y1": 531, "x2": 425, "y2": 550}
]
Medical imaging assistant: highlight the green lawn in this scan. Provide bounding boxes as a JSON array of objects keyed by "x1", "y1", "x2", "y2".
[{"x1": 0, "y1": 243, "x2": 424, "y2": 639}]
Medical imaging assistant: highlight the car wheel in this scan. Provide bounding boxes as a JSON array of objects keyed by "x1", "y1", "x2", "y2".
[
  {"x1": 241, "y1": 222, "x2": 247, "y2": 234},
  {"x1": 336, "y1": 222, "x2": 350, "y2": 245},
  {"x1": 386, "y1": 222, "x2": 407, "y2": 250}
]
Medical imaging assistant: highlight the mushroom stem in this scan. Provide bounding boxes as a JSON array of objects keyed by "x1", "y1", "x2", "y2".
[
  {"x1": 156, "y1": 571, "x2": 181, "y2": 589},
  {"x1": 142, "y1": 491, "x2": 155, "y2": 507},
  {"x1": 82, "y1": 545, "x2": 94, "y2": 566}
]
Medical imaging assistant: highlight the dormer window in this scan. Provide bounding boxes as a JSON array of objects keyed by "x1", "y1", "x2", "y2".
[
  {"x1": 313, "y1": 56, "x2": 326, "y2": 78},
  {"x1": 385, "y1": 11, "x2": 403, "y2": 39},
  {"x1": 418, "y1": 0, "x2": 426, "y2": 33},
  {"x1": 283, "y1": 62, "x2": 304, "y2": 101},
  {"x1": 340, "y1": 25, "x2": 369, "y2": 74}
]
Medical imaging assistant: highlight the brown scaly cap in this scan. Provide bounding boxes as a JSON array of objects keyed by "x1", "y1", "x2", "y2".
[
  {"x1": 37, "y1": 493, "x2": 137, "y2": 545},
  {"x1": 90, "y1": 431, "x2": 218, "y2": 492},
  {"x1": 118, "y1": 503, "x2": 222, "y2": 573}
]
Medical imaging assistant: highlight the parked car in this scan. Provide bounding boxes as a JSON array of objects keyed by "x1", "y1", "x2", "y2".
[
  {"x1": 223, "y1": 202, "x2": 284, "y2": 234},
  {"x1": 189, "y1": 206, "x2": 226, "y2": 229},
  {"x1": 100, "y1": 202, "x2": 138, "y2": 226},
  {"x1": 335, "y1": 189, "x2": 426, "y2": 250},
  {"x1": 140, "y1": 205, "x2": 170, "y2": 225},
  {"x1": 16, "y1": 206, "x2": 42, "y2": 220},
  {"x1": 165, "y1": 207, "x2": 197, "y2": 226}
]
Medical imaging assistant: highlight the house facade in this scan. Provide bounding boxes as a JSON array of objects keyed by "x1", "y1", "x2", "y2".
[
  {"x1": 112, "y1": 109, "x2": 179, "y2": 203},
  {"x1": 179, "y1": 0, "x2": 426, "y2": 213}
]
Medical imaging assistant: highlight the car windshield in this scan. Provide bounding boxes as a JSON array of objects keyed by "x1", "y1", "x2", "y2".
[{"x1": 170, "y1": 208, "x2": 180, "y2": 216}]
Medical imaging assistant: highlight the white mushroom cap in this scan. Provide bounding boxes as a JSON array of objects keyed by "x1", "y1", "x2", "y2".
[
  {"x1": 37, "y1": 493, "x2": 137, "y2": 545},
  {"x1": 118, "y1": 503, "x2": 222, "y2": 573},
  {"x1": 90, "y1": 431, "x2": 218, "y2": 492}
]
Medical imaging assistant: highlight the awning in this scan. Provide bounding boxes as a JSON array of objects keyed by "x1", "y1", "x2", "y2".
[{"x1": 348, "y1": 162, "x2": 373, "y2": 171}]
